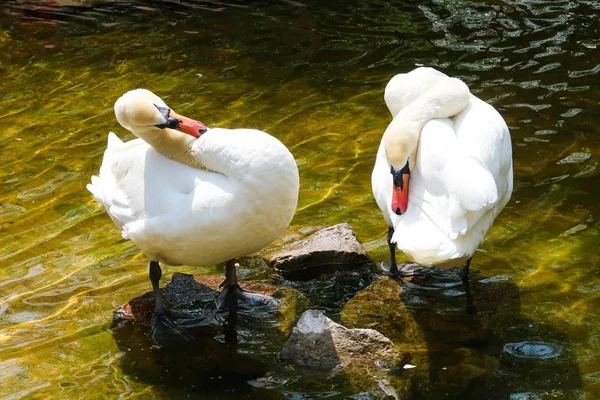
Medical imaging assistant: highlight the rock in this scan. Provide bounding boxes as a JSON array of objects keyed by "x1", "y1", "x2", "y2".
[
  {"x1": 341, "y1": 276, "x2": 421, "y2": 345},
  {"x1": 264, "y1": 223, "x2": 373, "y2": 279},
  {"x1": 280, "y1": 309, "x2": 402, "y2": 370},
  {"x1": 114, "y1": 272, "x2": 306, "y2": 330},
  {"x1": 341, "y1": 272, "x2": 525, "y2": 347},
  {"x1": 114, "y1": 273, "x2": 219, "y2": 328}
]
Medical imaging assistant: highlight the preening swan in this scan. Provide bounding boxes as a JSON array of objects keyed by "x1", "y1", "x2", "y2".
[
  {"x1": 372, "y1": 67, "x2": 513, "y2": 281},
  {"x1": 88, "y1": 89, "x2": 299, "y2": 341}
]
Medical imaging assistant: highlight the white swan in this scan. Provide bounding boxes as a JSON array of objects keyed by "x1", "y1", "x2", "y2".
[
  {"x1": 88, "y1": 89, "x2": 299, "y2": 340},
  {"x1": 371, "y1": 67, "x2": 513, "y2": 281}
]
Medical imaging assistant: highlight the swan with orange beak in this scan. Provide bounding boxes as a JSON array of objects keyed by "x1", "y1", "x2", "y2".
[
  {"x1": 372, "y1": 67, "x2": 513, "y2": 281},
  {"x1": 88, "y1": 89, "x2": 299, "y2": 344}
]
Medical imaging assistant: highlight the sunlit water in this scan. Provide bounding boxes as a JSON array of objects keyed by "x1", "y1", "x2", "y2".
[{"x1": 0, "y1": 0, "x2": 599, "y2": 398}]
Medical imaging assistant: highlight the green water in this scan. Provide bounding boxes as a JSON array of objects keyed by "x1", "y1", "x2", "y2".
[{"x1": 0, "y1": 0, "x2": 599, "y2": 398}]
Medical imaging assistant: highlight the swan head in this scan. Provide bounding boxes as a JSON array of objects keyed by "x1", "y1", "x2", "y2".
[
  {"x1": 384, "y1": 139, "x2": 411, "y2": 216},
  {"x1": 381, "y1": 69, "x2": 444, "y2": 216},
  {"x1": 114, "y1": 89, "x2": 207, "y2": 139},
  {"x1": 383, "y1": 114, "x2": 417, "y2": 217}
]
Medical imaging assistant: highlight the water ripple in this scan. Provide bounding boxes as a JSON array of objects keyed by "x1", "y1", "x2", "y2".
[{"x1": 503, "y1": 341, "x2": 563, "y2": 360}]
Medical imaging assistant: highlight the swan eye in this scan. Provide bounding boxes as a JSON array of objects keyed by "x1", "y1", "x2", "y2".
[
  {"x1": 152, "y1": 105, "x2": 180, "y2": 129},
  {"x1": 164, "y1": 117, "x2": 180, "y2": 129},
  {"x1": 154, "y1": 118, "x2": 180, "y2": 130},
  {"x1": 390, "y1": 161, "x2": 410, "y2": 189}
]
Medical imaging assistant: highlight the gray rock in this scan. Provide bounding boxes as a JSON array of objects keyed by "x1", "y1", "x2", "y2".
[
  {"x1": 280, "y1": 309, "x2": 402, "y2": 370},
  {"x1": 264, "y1": 223, "x2": 373, "y2": 279}
]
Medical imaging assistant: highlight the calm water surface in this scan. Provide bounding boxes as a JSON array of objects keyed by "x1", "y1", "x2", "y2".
[{"x1": 0, "y1": 0, "x2": 599, "y2": 398}]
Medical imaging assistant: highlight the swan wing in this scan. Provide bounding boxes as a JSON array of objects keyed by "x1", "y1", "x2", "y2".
[
  {"x1": 121, "y1": 172, "x2": 239, "y2": 258},
  {"x1": 451, "y1": 95, "x2": 513, "y2": 224},
  {"x1": 88, "y1": 133, "x2": 219, "y2": 239},
  {"x1": 444, "y1": 156, "x2": 498, "y2": 214},
  {"x1": 410, "y1": 118, "x2": 465, "y2": 239},
  {"x1": 414, "y1": 108, "x2": 508, "y2": 240}
]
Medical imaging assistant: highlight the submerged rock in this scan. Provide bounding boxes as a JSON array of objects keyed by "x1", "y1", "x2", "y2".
[
  {"x1": 341, "y1": 276, "x2": 421, "y2": 345},
  {"x1": 341, "y1": 272, "x2": 524, "y2": 347},
  {"x1": 264, "y1": 223, "x2": 373, "y2": 279},
  {"x1": 338, "y1": 272, "x2": 530, "y2": 396},
  {"x1": 280, "y1": 309, "x2": 402, "y2": 370}
]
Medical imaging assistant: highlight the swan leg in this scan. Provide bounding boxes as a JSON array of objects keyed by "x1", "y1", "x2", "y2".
[
  {"x1": 460, "y1": 257, "x2": 472, "y2": 284},
  {"x1": 461, "y1": 258, "x2": 476, "y2": 314},
  {"x1": 216, "y1": 260, "x2": 246, "y2": 311},
  {"x1": 216, "y1": 260, "x2": 273, "y2": 311},
  {"x1": 387, "y1": 226, "x2": 399, "y2": 277},
  {"x1": 464, "y1": 274, "x2": 476, "y2": 315},
  {"x1": 149, "y1": 261, "x2": 194, "y2": 345}
]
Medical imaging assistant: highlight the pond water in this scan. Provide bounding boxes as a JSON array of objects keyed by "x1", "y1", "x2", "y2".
[{"x1": 0, "y1": 0, "x2": 599, "y2": 398}]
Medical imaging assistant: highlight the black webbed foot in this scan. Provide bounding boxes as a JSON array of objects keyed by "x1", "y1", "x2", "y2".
[
  {"x1": 384, "y1": 263, "x2": 400, "y2": 278},
  {"x1": 216, "y1": 282, "x2": 248, "y2": 311},
  {"x1": 216, "y1": 281, "x2": 273, "y2": 311},
  {"x1": 151, "y1": 308, "x2": 195, "y2": 346},
  {"x1": 215, "y1": 259, "x2": 275, "y2": 311},
  {"x1": 148, "y1": 260, "x2": 195, "y2": 346}
]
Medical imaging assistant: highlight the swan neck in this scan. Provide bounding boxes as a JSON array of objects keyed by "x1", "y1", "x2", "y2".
[
  {"x1": 133, "y1": 126, "x2": 205, "y2": 169},
  {"x1": 384, "y1": 77, "x2": 470, "y2": 168}
]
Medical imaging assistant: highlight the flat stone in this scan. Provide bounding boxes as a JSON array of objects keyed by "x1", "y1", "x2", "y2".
[
  {"x1": 280, "y1": 309, "x2": 402, "y2": 370},
  {"x1": 264, "y1": 223, "x2": 373, "y2": 279},
  {"x1": 114, "y1": 272, "x2": 307, "y2": 333}
]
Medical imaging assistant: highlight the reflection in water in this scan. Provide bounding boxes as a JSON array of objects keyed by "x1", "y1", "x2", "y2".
[
  {"x1": 401, "y1": 269, "x2": 583, "y2": 399},
  {"x1": 342, "y1": 268, "x2": 583, "y2": 398},
  {"x1": 111, "y1": 315, "x2": 269, "y2": 396},
  {"x1": 0, "y1": 0, "x2": 599, "y2": 398}
]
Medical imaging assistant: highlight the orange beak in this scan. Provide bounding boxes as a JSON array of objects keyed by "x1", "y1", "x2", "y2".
[
  {"x1": 170, "y1": 110, "x2": 207, "y2": 138},
  {"x1": 391, "y1": 173, "x2": 409, "y2": 215}
]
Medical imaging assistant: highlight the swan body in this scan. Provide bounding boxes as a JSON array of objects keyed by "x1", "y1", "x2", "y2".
[
  {"x1": 88, "y1": 89, "x2": 299, "y2": 269},
  {"x1": 372, "y1": 67, "x2": 513, "y2": 268}
]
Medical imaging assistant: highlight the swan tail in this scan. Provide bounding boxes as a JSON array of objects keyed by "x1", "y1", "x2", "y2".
[
  {"x1": 100, "y1": 132, "x2": 124, "y2": 169},
  {"x1": 88, "y1": 132, "x2": 131, "y2": 232},
  {"x1": 87, "y1": 176, "x2": 107, "y2": 206},
  {"x1": 88, "y1": 133, "x2": 124, "y2": 202},
  {"x1": 106, "y1": 131, "x2": 123, "y2": 151}
]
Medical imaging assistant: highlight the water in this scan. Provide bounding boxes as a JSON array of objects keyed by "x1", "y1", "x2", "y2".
[{"x1": 0, "y1": 0, "x2": 599, "y2": 398}]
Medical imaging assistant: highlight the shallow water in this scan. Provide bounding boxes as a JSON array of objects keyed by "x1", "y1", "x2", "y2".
[{"x1": 0, "y1": 0, "x2": 599, "y2": 398}]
